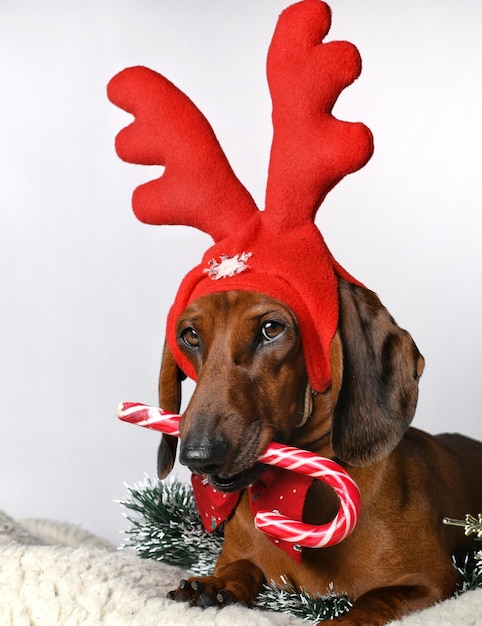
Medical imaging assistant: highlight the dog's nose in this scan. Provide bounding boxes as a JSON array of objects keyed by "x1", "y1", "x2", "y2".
[{"x1": 180, "y1": 433, "x2": 230, "y2": 474}]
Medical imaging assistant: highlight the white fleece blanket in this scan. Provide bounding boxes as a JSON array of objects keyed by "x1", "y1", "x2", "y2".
[{"x1": 1, "y1": 509, "x2": 481, "y2": 626}]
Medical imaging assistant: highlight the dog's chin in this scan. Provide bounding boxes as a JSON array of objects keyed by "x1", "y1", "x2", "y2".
[{"x1": 207, "y1": 462, "x2": 264, "y2": 493}]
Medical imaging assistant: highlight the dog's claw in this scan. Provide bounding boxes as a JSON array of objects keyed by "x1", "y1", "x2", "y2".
[
  {"x1": 216, "y1": 589, "x2": 233, "y2": 606},
  {"x1": 190, "y1": 580, "x2": 204, "y2": 592},
  {"x1": 189, "y1": 580, "x2": 218, "y2": 607},
  {"x1": 169, "y1": 579, "x2": 193, "y2": 603}
]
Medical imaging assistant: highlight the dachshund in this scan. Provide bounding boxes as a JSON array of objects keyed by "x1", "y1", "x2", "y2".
[{"x1": 157, "y1": 279, "x2": 482, "y2": 625}]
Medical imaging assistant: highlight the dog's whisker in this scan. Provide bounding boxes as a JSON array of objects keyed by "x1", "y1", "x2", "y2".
[{"x1": 250, "y1": 419, "x2": 281, "y2": 433}]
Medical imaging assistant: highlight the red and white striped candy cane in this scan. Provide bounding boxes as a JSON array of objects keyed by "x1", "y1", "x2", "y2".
[
  {"x1": 117, "y1": 402, "x2": 362, "y2": 548},
  {"x1": 118, "y1": 402, "x2": 181, "y2": 436},
  {"x1": 255, "y1": 443, "x2": 360, "y2": 548}
]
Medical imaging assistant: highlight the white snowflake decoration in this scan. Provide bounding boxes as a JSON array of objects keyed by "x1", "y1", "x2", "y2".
[{"x1": 204, "y1": 252, "x2": 253, "y2": 280}]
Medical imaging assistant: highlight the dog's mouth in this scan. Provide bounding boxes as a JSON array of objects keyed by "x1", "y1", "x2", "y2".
[{"x1": 207, "y1": 462, "x2": 265, "y2": 493}]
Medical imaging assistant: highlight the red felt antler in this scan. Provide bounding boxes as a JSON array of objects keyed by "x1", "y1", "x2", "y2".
[
  {"x1": 108, "y1": 0, "x2": 374, "y2": 394},
  {"x1": 265, "y1": 1, "x2": 373, "y2": 227},
  {"x1": 108, "y1": 2, "x2": 373, "y2": 237},
  {"x1": 108, "y1": 66, "x2": 258, "y2": 242}
]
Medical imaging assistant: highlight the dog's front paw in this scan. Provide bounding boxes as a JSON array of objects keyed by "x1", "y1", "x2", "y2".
[{"x1": 167, "y1": 577, "x2": 235, "y2": 608}]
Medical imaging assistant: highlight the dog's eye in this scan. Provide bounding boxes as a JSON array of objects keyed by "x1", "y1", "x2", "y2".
[
  {"x1": 180, "y1": 327, "x2": 200, "y2": 348},
  {"x1": 261, "y1": 320, "x2": 285, "y2": 342}
]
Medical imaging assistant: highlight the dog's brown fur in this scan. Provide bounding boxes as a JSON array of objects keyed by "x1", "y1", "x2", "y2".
[{"x1": 158, "y1": 280, "x2": 482, "y2": 625}]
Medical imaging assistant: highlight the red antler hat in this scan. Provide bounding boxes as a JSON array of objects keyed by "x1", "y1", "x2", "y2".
[{"x1": 107, "y1": 0, "x2": 373, "y2": 393}]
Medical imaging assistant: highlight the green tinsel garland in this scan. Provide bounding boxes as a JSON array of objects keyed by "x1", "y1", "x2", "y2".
[{"x1": 119, "y1": 477, "x2": 482, "y2": 624}]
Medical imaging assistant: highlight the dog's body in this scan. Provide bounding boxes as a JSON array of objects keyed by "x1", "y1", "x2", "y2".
[
  {"x1": 159, "y1": 281, "x2": 482, "y2": 625},
  {"x1": 108, "y1": 4, "x2": 481, "y2": 622}
]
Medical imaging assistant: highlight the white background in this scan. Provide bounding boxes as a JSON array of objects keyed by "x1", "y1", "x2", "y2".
[{"x1": 1, "y1": 0, "x2": 481, "y2": 544}]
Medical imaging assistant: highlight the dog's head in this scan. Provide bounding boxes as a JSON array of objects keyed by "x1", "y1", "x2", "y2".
[{"x1": 157, "y1": 279, "x2": 425, "y2": 491}]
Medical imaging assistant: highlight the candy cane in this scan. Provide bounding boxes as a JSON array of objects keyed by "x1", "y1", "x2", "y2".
[
  {"x1": 117, "y1": 402, "x2": 362, "y2": 548},
  {"x1": 255, "y1": 443, "x2": 360, "y2": 548},
  {"x1": 118, "y1": 402, "x2": 181, "y2": 436}
]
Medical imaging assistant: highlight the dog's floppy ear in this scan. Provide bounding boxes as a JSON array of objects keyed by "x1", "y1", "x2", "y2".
[
  {"x1": 331, "y1": 279, "x2": 425, "y2": 466},
  {"x1": 157, "y1": 341, "x2": 186, "y2": 479}
]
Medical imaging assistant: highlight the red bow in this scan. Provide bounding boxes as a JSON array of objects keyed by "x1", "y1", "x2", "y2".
[{"x1": 191, "y1": 467, "x2": 313, "y2": 563}]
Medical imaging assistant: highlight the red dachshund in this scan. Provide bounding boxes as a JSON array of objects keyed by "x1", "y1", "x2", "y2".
[
  {"x1": 107, "y1": 3, "x2": 482, "y2": 622},
  {"x1": 158, "y1": 283, "x2": 482, "y2": 625}
]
